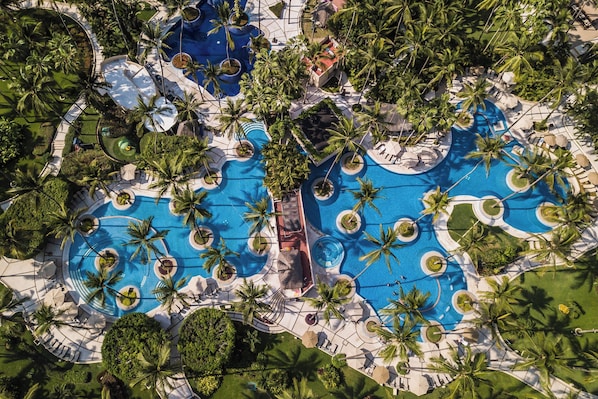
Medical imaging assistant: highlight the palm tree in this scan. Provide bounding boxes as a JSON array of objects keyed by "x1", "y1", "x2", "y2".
[
  {"x1": 418, "y1": 186, "x2": 451, "y2": 223},
  {"x1": 382, "y1": 285, "x2": 431, "y2": 326},
  {"x1": 166, "y1": 0, "x2": 191, "y2": 70},
  {"x1": 183, "y1": 59, "x2": 204, "y2": 99},
  {"x1": 217, "y1": 98, "x2": 251, "y2": 144},
  {"x1": 457, "y1": 77, "x2": 489, "y2": 115},
  {"x1": 0, "y1": 219, "x2": 31, "y2": 259},
  {"x1": 174, "y1": 91, "x2": 204, "y2": 132},
  {"x1": 172, "y1": 187, "x2": 211, "y2": 230},
  {"x1": 8, "y1": 68, "x2": 55, "y2": 115},
  {"x1": 152, "y1": 276, "x2": 190, "y2": 313},
  {"x1": 303, "y1": 278, "x2": 350, "y2": 325},
  {"x1": 0, "y1": 288, "x2": 28, "y2": 326},
  {"x1": 323, "y1": 116, "x2": 366, "y2": 183},
  {"x1": 479, "y1": 276, "x2": 521, "y2": 312},
  {"x1": 209, "y1": 2, "x2": 235, "y2": 61},
  {"x1": 471, "y1": 300, "x2": 515, "y2": 344},
  {"x1": 7, "y1": 165, "x2": 59, "y2": 207},
  {"x1": 556, "y1": 191, "x2": 594, "y2": 231},
  {"x1": 465, "y1": 134, "x2": 509, "y2": 176},
  {"x1": 184, "y1": 136, "x2": 214, "y2": 172},
  {"x1": 83, "y1": 267, "x2": 124, "y2": 307},
  {"x1": 201, "y1": 60, "x2": 222, "y2": 102},
  {"x1": 233, "y1": 279, "x2": 271, "y2": 325},
  {"x1": 47, "y1": 205, "x2": 105, "y2": 257},
  {"x1": 80, "y1": 165, "x2": 118, "y2": 199},
  {"x1": 525, "y1": 227, "x2": 577, "y2": 268},
  {"x1": 356, "y1": 100, "x2": 390, "y2": 144},
  {"x1": 357, "y1": 224, "x2": 402, "y2": 277},
  {"x1": 376, "y1": 316, "x2": 422, "y2": 363},
  {"x1": 243, "y1": 197, "x2": 277, "y2": 236},
  {"x1": 124, "y1": 216, "x2": 169, "y2": 265},
  {"x1": 275, "y1": 378, "x2": 321, "y2": 399},
  {"x1": 129, "y1": 342, "x2": 177, "y2": 398},
  {"x1": 200, "y1": 237, "x2": 239, "y2": 277},
  {"x1": 146, "y1": 153, "x2": 191, "y2": 202},
  {"x1": 354, "y1": 38, "x2": 391, "y2": 104},
  {"x1": 349, "y1": 177, "x2": 383, "y2": 216},
  {"x1": 31, "y1": 304, "x2": 68, "y2": 337},
  {"x1": 494, "y1": 32, "x2": 543, "y2": 78},
  {"x1": 428, "y1": 345, "x2": 490, "y2": 399}
]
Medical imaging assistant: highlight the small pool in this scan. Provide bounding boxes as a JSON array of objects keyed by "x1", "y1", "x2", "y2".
[{"x1": 312, "y1": 236, "x2": 345, "y2": 268}]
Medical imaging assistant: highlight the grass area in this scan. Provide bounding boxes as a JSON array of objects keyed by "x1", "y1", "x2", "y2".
[
  {"x1": 301, "y1": 0, "x2": 334, "y2": 42},
  {"x1": 502, "y1": 263, "x2": 598, "y2": 394},
  {"x1": 482, "y1": 198, "x2": 501, "y2": 216},
  {"x1": 269, "y1": 1, "x2": 286, "y2": 19}
]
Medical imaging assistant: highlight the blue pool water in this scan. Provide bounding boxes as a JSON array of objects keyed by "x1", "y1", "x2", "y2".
[
  {"x1": 301, "y1": 101, "x2": 566, "y2": 331},
  {"x1": 163, "y1": 0, "x2": 259, "y2": 97},
  {"x1": 68, "y1": 125, "x2": 269, "y2": 316}
]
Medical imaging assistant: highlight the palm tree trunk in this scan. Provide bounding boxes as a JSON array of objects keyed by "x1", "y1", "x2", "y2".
[
  {"x1": 110, "y1": 0, "x2": 131, "y2": 56},
  {"x1": 357, "y1": 68, "x2": 372, "y2": 105}
]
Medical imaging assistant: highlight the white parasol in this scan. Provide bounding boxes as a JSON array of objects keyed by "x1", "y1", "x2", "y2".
[
  {"x1": 499, "y1": 93, "x2": 519, "y2": 109},
  {"x1": 44, "y1": 287, "x2": 65, "y2": 307},
  {"x1": 57, "y1": 301, "x2": 79, "y2": 321},
  {"x1": 576, "y1": 154, "x2": 590, "y2": 168},
  {"x1": 501, "y1": 71, "x2": 516, "y2": 86},
  {"x1": 120, "y1": 163, "x2": 137, "y2": 181},
  {"x1": 388, "y1": 140, "x2": 403, "y2": 156},
  {"x1": 38, "y1": 260, "x2": 57, "y2": 279},
  {"x1": 401, "y1": 152, "x2": 420, "y2": 168}
]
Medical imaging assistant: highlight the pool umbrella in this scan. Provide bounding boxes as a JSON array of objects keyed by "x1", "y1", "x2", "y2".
[
  {"x1": 302, "y1": 330, "x2": 318, "y2": 348},
  {"x1": 401, "y1": 152, "x2": 419, "y2": 168},
  {"x1": 543, "y1": 134, "x2": 556, "y2": 146},
  {"x1": 388, "y1": 140, "x2": 403, "y2": 156},
  {"x1": 44, "y1": 287, "x2": 65, "y2": 307},
  {"x1": 57, "y1": 301, "x2": 78, "y2": 321},
  {"x1": 499, "y1": 93, "x2": 518, "y2": 109},
  {"x1": 515, "y1": 115, "x2": 533, "y2": 131},
  {"x1": 344, "y1": 301, "x2": 364, "y2": 323},
  {"x1": 87, "y1": 313, "x2": 106, "y2": 331},
  {"x1": 372, "y1": 366, "x2": 390, "y2": 384},
  {"x1": 38, "y1": 260, "x2": 57, "y2": 279},
  {"x1": 120, "y1": 163, "x2": 137, "y2": 180},
  {"x1": 461, "y1": 328, "x2": 479, "y2": 343},
  {"x1": 588, "y1": 171, "x2": 598, "y2": 185},
  {"x1": 555, "y1": 135, "x2": 569, "y2": 148},
  {"x1": 502, "y1": 71, "x2": 515, "y2": 86},
  {"x1": 576, "y1": 154, "x2": 590, "y2": 168},
  {"x1": 187, "y1": 275, "x2": 207, "y2": 296}
]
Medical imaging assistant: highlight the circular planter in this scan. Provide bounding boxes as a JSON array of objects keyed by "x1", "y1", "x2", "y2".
[
  {"x1": 189, "y1": 226, "x2": 214, "y2": 250},
  {"x1": 340, "y1": 152, "x2": 365, "y2": 176},
  {"x1": 420, "y1": 251, "x2": 447, "y2": 277},
  {"x1": 336, "y1": 210, "x2": 361, "y2": 235},
  {"x1": 94, "y1": 248, "x2": 119, "y2": 272},
  {"x1": 305, "y1": 313, "x2": 318, "y2": 326},
  {"x1": 333, "y1": 274, "x2": 355, "y2": 299},
  {"x1": 536, "y1": 202, "x2": 560, "y2": 227},
  {"x1": 78, "y1": 214, "x2": 99, "y2": 237},
  {"x1": 247, "y1": 233, "x2": 270, "y2": 256},
  {"x1": 116, "y1": 285, "x2": 140, "y2": 311},
  {"x1": 394, "y1": 218, "x2": 419, "y2": 243},
  {"x1": 452, "y1": 290, "x2": 476, "y2": 315},
  {"x1": 506, "y1": 169, "x2": 530, "y2": 193},
  {"x1": 312, "y1": 236, "x2": 345, "y2": 269},
  {"x1": 363, "y1": 316, "x2": 381, "y2": 338},
  {"x1": 182, "y1": 6, "x2": 201, "y2": 24},
  {"x1": 154, "y1": 257, "x2": 178, "y2": 279},
  {"x1": 169, "y1": 198, "x2": 183, "y2": 216},
  {"x1": 473, "y1": 195, "x2": 504, "y2": 223},
  {"x1": 229, "y1": 12, "x2": 251, "y2": 34},
  {"x1": 454, "y1": 111, "x2": 474, "y2": 130},
  {"x1": 218, "y1": 58, "x2": 243, "y2": 83},
  {"x1": 234, "y1": 140, "x2": 254, "y2": 161},
  {"x1": 112, "y1": 189, "x2": 135, "y2": 211},
  {"x1": 200, "y1": 169, "x2": 221, "y2": 190},
  {"x1": 312, "y1": 177, "x2": 335, "y2": 201},
  {"x1": 172, "y1": 52, "x2": 192, "y2": 69},
  {"x1": 214, "y1": 264, "x2": 237, "y2": 286},
  {"x1": 422, "y1": 321, "x2": 445, "y2": 343}
]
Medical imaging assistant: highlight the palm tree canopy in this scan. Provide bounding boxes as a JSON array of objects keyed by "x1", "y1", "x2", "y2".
[
  {"x1": 359, "y1": 224, "x2": 402, "y2": 272},
  {"x1": 233, "y1": 278, "x2": 271, "y2": 325},
  {"x1": 124, "y1": 216, "x2": 169, "y2": 265}
]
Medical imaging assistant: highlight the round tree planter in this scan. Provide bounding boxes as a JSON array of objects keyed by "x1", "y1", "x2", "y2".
[
  {"x1": 154, "y1": 257, "x2": 178, "y2": 279},
  {"x1": 394, "y1": 218, "x2": 419, "y2": 243},
  {"x1": 94, "y1": 248, "x2": 119, "y2": 272},
  {"x1": 112, "y1": 189, "x2": 135, "y2": 211},
  {"x1": 247, "y1": 233, "x2": 271, "y2": 256},
  {"x1": 234, "y1": 140, "x2": 254, "y2": 161},
  {"x1": 312, "y1": 178, "x2": 335, "y2": 201},
  {"x1": 420, "y1": 251, "x2": 447, "y2": 277},
  {"x1": 200, "y1": 169, "x2": 221, "y2": 190},
  {"x1": 169, "y1": 199, "x2": 183, "y2": 216},
  {"x1": 189, "y1": 226, "x2": 214, "y2": 250},
  {"x1": 172, "y1": 52, "x2": 192, "y2": 69},
  {"x1": 336, "y1": 210, "x2": 361, "y2": 235},
  {"x1": 182, "y1": 6, "x2": 201, "y2": 25},
  {"x1": 219, "y1": 58, "x2": 243, "y2": 83},
  {"x1": 362, "y1": 316, "x2": 381, "y2": 338},
  {"x1": 333, "y1": 274, "x2": 355, "y2": 299},
  {"x1": 214, "y1": 264, "x2": 237, "y2": 286},
  {"x1": 78, "y1": 214, "x2": 99, "y2": 237},
  {"x1": 473, "y1": 195, "x2": 504, "y2": 224},
  {"x1": 340, "y1": 152, "x2": 365, "y2": 176},
  {"x1": 505, "y1": 169, "x2": 530, "y2": 193},
  {"x1": 536, "y1": 202, "x2": 560, "y2": 227},
  {"x1": 452, "y1": 290, "x2": 476, "y2": 315},
  {"x1": 116, "y1": 285, "x2": 140, "y2": 311},
  {"x1": 229, "y1": 13, "x2": 251, "y2": 34},
  {"x1": 422, "y1": 321, "x2": 445, "y2": 343}
]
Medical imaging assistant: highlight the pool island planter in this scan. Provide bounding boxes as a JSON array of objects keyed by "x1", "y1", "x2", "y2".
[
  {"x1": 154, "y1": 257, "x2": 178, "y2": 279},
  {"x1": 340, "y1": 152, "x2": 365, "y2": 176},
  {"x1": 189, "y1": 226, "x2": 214, "y2": 250},
  {"x1": 536, "y1": 202, "x2": 560, "y2": 227},
  {"x1": 333, "y1": 274, "x2": 355, "y2": 299},
  {"x1": 420, "y1": 251, "x2": 447, "y2": 277},
  {"x1": 234, "y1": 140, "x2": 254, "y2": 161},
  {"x1": 218, "y1": 58, "x2": 243, "y2": 83},
  {"x1": 213, "y1": 264, "x2": 237, "y2": 286},
  {"x1": 172, "y1": 52, "x2": 192, "y2": 69},
  {"x1": 473, "y1": 195, "x2": 504, "y2": 224},
  {"x1": 116, "y1": 285, "x2": 141, "y2": 311},
  {"x1": 452, "y1": 290, "x2": 477, "y2": 315},
  {"x1": 200, "y1": 169, "x2": 222, "y2": 190},
  {"x1": 362, "y1": 317, "x2": 381, "y2": 338},
  {"x1": 454, "y1": 111, "x2": 474, "y2": 130},
  {"x1": 312, "y1": 178, "x2": 335, "y2": 201},
  {"x1": 247, "y1": 233, "x2": 270, "y2": 256},
  {"x1": 228, "y1": 12, "x2": 251, "y2": 34},
  {"x1": 112, "y1": 189, "x2": 135, "y2": 211},
  {"x1": 421, "y1": 321, "x2": 445, "y2": 343},
  {"x1": 168, "y1": 198, "x2": 183, "y2": 216},
  {"x1": 505, "y1": 169, "x2": 530, "y2": 193},
  {"x1": 78, "y1": 214, "x2": 99, "y2": 237},
  {"x1": 336, "y1": 210, "x2": 361, "y2": 235},
  {"x1": 182, "y1": 6, "x2": 201, "y2": 24},
  {"x1": 394, "y1": 218, "x2": 419, "y2": 243},
  {"x1": 94, "y1": 248, "x2": 120, "y2": 272}
]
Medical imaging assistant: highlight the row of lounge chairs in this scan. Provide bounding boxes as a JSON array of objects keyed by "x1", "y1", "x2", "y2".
[{"x1": 36, "y1": 332, "x2": 81, "y2": 362}]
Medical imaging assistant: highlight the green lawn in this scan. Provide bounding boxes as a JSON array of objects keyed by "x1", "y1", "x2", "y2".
[{"x1": 502, "y1": 263, "x2": 598, "y2": 394}]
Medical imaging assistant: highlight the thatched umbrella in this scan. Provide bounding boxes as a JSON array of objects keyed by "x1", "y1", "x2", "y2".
[
  {"x1": 543, "y1": 134, "x2": 556, "y2": 146},
  {"x1": 555, "y1": 135, "x2": 569, "y2": 148},
  {"x1": 588, "y1": 171, "x2": 598, "y2": 185},
  {"x1": 576, "y1": 154, "x2": 590, "y2": 168},
  {"x1": 461, "y1": 328, "x2": 479, "y2": 343},
  {"x1": 301, "y1": 330, "x2": 318, "y2": 348},
  {"x1": 372, "y1": 366, "x2": 390, "y2": 384}
]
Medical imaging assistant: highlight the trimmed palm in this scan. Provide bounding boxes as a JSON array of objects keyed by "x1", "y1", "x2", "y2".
[
  {"x1": 129, "y1": 343, "x2": 177, "y2": 398},
  {"x1": 358, "y1": 225, "x2": 402, "y2": 274},
  {"x1": 83, "y1": 267, "x2": 124, "y2": 307},
  {"x1": 428, "y1": 345, "x2": 490, "y2": 399},
  {"x1": 184, "y1": 136, "x2": 214, "y2": 171},
  {"x1": 31, "y1": 304, "x2": 68, "y2": 337},
  {"x1": 471, "y1": 300, "x2": 516, "y2": 343},
  {"x1": 323, "y1": 116, "x2": 366, "y2": 183},
  {"x1": 7, "y1": 166, "x2": 59, "y2": 206},
  {"x1": 201, "y1": 60, "x2": 222, "y2": 100},
  {"x1": 172, "y1": 187, "x2": 211, "y2": 230},
  {"x1": 275, "y1": 378, "x2": 321, "y2": 399},
  {"x1": 8, "y1": 68, "x2": 55, "y2": 115},
  {"x1": 354, "y1": 38, "x2": 390, "y2": 104},
  {"x1": 0, "y1": 288, "x2": 29, "y2": 326},
  {"x1": 376, "y1": 316, "x2": 422, "y2": 363},
  {"x1": 465, "y1": 134, "x2": 508, "y2": 176},
  {"x1": 174, "y1": 91, "x2": 204, "y2": 128},
  {"x1": 124, "y1": 216, "x2": 169, "y2": 265},
  {"x1": 209, "y1": 1, "x2": 235, "y2": 60},
  {"x1": 80, "y1": 165, "x2": 118, "y2": 199},
  {"x1": 556, "y1": 191, "x2": 594, "y2": 230},
  {"x1": 350, "y1": 177, "x2": 383, "y2": 216},
  {"x1": 233, "y1": 279, "x2": 271, "y2": 325},
  {"x1": 152, "y1": 276, "x2": 190, "y2": 313},
  {"x1": 525, "y1": 227, "x2": 577, "y2": 267},
  {"x1": 303, "y1": 279, "x2": 350, "y2": 325},
  {"x1": 357, "y1": 100, "x2": 390, "y2": 143},
  {"x1": 243, "y1": 196, "x2": 277, "y2": 236},
  {"x1": 480, "y1": 276, "x2": 521, "y2": 312},
  {"x1": 200, "y1": 237, "x2": 239, "y2": 276},
  {"x1": 0, "y1": 219, "x2": 31, "y2": 259},
  {"x1": 382, "y1": 285, "x2": 431, "y2": 326},
  {"x1": 217, "y1": 98, "x2": 251, "y2": 141},
  {"x1": 419, "y1": 186, "x2": 451, "y2": 223},
  {"x1": 146, "y1": 153, "x2": 190, "y2": 202},
  {"x1": 47, "y1": 205, "x2": 103, "y2": 257},
  {"x1": 457, "y1": 77, "x2": 489, "y2": 114}
]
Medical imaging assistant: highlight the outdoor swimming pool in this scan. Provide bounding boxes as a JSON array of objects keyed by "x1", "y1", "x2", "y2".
[
  {"x1": 301, "y1": 101, "x2": 566, "y2": 331},
  {"x1": 163, "y1": 0, "x2": 259, "y2": 97},
  {"x1": 67, "y1": 125, "x2": 269, "y2": 317}
]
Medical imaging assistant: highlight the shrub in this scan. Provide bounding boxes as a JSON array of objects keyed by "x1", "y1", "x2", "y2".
[
  {"x1": 32, "y1": 122, "x2": 55, "y2": 156},
  {"x1": 264, "y1": 369, "x2": 289, "y2": 394},
  {"x1": 0, "y1": 118, "x2": 25, "y2": 166},
  {"x1": 317, "y1": 364, "x2": 342, "y2": 390},
  {"x1": 64, "y1": 369, "x2": 92, "y2": 384},
  {"x1": 269, "y1": 1, "x2": 285, "y2": 18},
  {"x1": 178, "y1": 308, "x2": 235, "y2": 376},
  {"x1": 193, "y1": 375, "x2": 221, "y2": 397},
  {"x1": 0, "y1": 376, "x2": 20, "y2": 399}
]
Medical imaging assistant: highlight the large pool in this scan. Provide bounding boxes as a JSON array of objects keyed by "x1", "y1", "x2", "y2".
[
  {"x1": 68, "y1": 125, "x2": 269, "y2": 316},
  {"x1": 301, "y1": 101, "x2": 565, "y2": 331}
]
